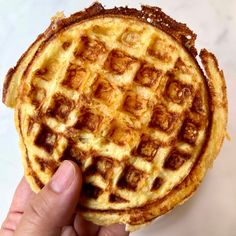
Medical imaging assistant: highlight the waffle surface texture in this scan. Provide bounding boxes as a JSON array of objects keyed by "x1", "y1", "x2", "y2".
[{"x1": 2, "y1": 3, "x2": 227, "y2": 231}]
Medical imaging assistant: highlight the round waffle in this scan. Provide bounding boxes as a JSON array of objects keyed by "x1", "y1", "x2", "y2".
[{"x1": 2, "y1": 3, "x2": 227, "y2": 231}]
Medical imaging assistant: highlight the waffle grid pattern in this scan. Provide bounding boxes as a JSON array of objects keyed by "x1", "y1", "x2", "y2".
[{"x1": 20, "y1": 18, "x2": 208, "y2": 209}]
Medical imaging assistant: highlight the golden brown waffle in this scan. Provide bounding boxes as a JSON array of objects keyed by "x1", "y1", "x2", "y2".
[{"x1": 2, "y1": 3, "x2": 227, "y2": 231}]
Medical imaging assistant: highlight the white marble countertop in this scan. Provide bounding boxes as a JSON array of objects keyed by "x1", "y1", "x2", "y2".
[{"x1": 0, "y1": 0, "x2": 235, "y2": 235}]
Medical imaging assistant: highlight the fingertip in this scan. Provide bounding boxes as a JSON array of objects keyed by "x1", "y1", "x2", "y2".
[
  {"x1": 61, "y1": 226, "x2": 77, "y2": 236},
  {"x1": 49, "y1": 160, "x2": 82, "y2": 194},
  {"x1": 74, "y1": 214, "x2": 100, "y2": 236},
  {"x1": 98, "y1": 223, "x2": 130, "y2": 236}
]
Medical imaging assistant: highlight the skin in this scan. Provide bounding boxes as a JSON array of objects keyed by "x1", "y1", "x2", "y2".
[{"x1": 0, "y1": 161, "x2": 129, "y2": 236}]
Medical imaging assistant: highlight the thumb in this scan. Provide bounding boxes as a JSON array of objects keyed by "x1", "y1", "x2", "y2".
[{"x1": 15, "y1": 160, "x2": 82, "y2": 236}]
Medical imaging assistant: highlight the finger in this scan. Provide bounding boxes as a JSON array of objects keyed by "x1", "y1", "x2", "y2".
[
  {"x1": 61, "y1": 226, "x2": 77, "y2": 236},
  {"x1": 0, "y1": 211, "x2": 21, "y2": 236},
  {"x1": 14, "y1": 161, "x2": 82, "y2": 236},
  {"x1": 0, "y1": 177, "x2": 35, "y2": 235},
  {"x1": 0, "y1": 229, "x2": 13, "y2": 236},
  {"x1": 98, "y1": 224, "x2": 129, "y2": 236},
  {"x1": 74, "y1": 214, "x2": 100, "y2": 236},
  {"x1": 9, "y1": 177, "x2": 35, "y2": 213}
]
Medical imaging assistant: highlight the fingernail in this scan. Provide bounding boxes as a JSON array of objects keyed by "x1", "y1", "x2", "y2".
[{"x1": 50, "y1": 161, "x2": 75, "y2": 193}]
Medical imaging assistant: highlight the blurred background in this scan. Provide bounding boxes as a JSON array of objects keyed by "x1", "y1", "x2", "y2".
[{"x1": 0, "y1": 0, "x2": 235, "y2": 235}]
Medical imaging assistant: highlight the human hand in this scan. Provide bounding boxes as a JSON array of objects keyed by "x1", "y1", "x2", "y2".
[{"x1": 0, "y1": 161, "x2": 129, "y2": 236}]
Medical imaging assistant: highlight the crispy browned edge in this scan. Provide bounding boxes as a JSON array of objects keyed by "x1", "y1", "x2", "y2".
[
  {"x1": 11, "y1": 2, "x2": 227, "y2": 231},
  {"x1": 2, "y1": 34, "x2": 41, "y2": 107}
]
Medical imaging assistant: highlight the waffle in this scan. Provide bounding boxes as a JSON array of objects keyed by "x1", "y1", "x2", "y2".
[{"x1": 2, "y1": 3, "x2": 227, "y2": 231}]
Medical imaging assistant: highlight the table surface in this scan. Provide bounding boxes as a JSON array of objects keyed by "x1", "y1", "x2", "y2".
[{"x1": 0, "y1": 0, "x2": 235, "y2": 235}]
